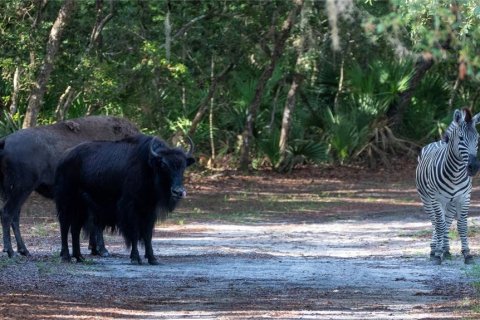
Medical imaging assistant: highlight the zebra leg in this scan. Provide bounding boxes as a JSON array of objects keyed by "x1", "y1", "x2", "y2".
[
  {"x1": 423, "y1": 199, "x2": 444, "y2": 264},
  {"x1": 457, "y1": 199, "x2": 474, "y2": 264},
  {"x1": 442, "y1": 203, "x2": 456, "y2": 259},
  {"x1": 432, "y1": 202, "x2": 446, "y2": 264},
  {"x1": 420, "y1": 197, "x2": 437, "y2": 258},
  {"x1": 429, "y1": 229, "x2": 436, "y2": 259}
]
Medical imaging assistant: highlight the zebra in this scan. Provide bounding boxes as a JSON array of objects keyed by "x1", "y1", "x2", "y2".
[
  {"x1": 416, "y1": 108, "x2": 480, "y2": 265},
  {"x1": 418, "y1": 120, "x2": 457, "y2": 159}
]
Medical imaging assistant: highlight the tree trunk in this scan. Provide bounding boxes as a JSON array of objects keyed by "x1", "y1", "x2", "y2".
[
  {"x1": 386, "y1": 52, "x2": 434, "y2": 129},
  {"x1": 208, "y1": 56, "x2": 216, "y2": 168},
  {"x1": 9, "y1": 66, "x2": 22, "y2": 115},
  {"x1": 276, "y1": 74, "x2": 303, "y2": 172},
  {"x1": 22, "y1": 0, "x2": 75, "y2": 128},
  {"x1": 238, "y1": 0, "x2": 304, "y2": 171},
  {"x1": 275, "y1": 1, "x2": 308, "y2": 172}
]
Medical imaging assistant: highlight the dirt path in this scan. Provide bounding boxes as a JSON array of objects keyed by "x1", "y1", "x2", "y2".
[
  {"x1": 75, "y1": 213, "x2": 479, "y2": 319},
  {"x1": 0, "y1": 166, "x2": 478, "y2": 319}
]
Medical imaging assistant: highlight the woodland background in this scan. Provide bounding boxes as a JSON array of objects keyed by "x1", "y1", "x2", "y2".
[{"x1": 1, "y1": 0, "x2": 479, "y2": 172}]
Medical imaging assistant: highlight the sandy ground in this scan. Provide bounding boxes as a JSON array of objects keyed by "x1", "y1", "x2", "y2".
[{"x1": 0, "y1": 165, "x2": 478, "y2": 319}]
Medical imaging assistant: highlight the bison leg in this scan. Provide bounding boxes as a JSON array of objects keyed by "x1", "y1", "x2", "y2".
[
  {"x1": 130, "y1": 240, "x2": 142, "y2": 265},
  {"x1": 144, "y1": 231, "x2": 158, "y2": 265},
  {"x1": 59, "y1": 219, "x2": 71, "y2": 262},
  {"x1": 12, "y1": 213, "x2": 29, "y2": 256},
  {"x1": 89, "y1": 226, "x2": 109, "y2": 257},
  {"x1": 1, "y1": 213, "x2": 14, "y2": 258},
  {"x1": 71, "y1": 224, "x2": 85, "y2": 263},
  {"x1": 145, "y1": 249, "x2": 158, "y2": 265},
  {"x1": 1, "y1": 190, "x2": 30, "y2": 258}
]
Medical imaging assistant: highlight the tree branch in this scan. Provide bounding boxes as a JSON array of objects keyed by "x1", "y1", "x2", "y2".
[
  {"x1": 188, "y1": 62, "x2": 235, "y2": 136},
  {"x1": 158, "y1": 14, "x2": 209, "y2": 50},
  {"x1": 23, "y1": 0, "x2": 75, "y2": 128}
]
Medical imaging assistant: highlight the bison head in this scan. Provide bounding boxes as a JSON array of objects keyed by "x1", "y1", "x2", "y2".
[{"x1": 149, "y1": 137, "x2": 195, "y2": 200}]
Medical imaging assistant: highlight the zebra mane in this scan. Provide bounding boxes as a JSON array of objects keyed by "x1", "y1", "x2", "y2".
[
  {"x1": 442, "y1": 122, "x2": 455, "y2": 143},
  {"x1": 463, "y1": 108, "x2": 473, "y2": 123}
]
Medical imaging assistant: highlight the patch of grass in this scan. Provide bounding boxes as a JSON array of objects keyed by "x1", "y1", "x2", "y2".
[
  {"x1": 400, "y1": 251, "x2": 425, "y2": 258},
  {"x1": 30, "y1": 222, "x2": 58, "y2": 237},
  {"x1": 0, "y1": 257, "x2": 19, "y2": 270},
  {"x1": 404, "y1": 223, "x2": 480, "y2": 240},
  {"x1": 36, "y1": 261, "x2": 53, "y2": 276},
  {"x1": 35, "y1": 254, "x2": 63, "y2": 276},
  {"x1": 449, "y1": 229, "x2": 458, "y2": 240},
  {"x1": 398, "y1": 229, "x2": 431, "y2": 238},
  {"x1": 82, "y1": 258, "x2": 96, "y2": 266},
  {"x1": 64, "y1": 258, "x2": 98, "y2": 276},
  {"x1": 448, "y1": 223, "x2": 480, "y2": 240}
]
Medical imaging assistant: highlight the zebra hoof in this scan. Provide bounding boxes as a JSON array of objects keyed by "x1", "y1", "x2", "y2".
[
  {"x1": 464, "y1": 255, "x2": 475, "y2": 265},
  {"x1": 443, "y1": 251, "x2": 452, "y2": 260},
  {"x1": 431, "y1": 256, "x2": 442, "y2": 265}
]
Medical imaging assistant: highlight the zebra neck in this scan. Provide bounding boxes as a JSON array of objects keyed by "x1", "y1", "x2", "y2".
[{"x1": 443, "y1": 144, "x2": 468, "y2": 178}]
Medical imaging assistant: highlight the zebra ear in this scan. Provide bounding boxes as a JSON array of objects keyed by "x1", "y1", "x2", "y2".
[
  {"x1": 472, "y1": 113, "x2": 480, "y2": 126},
  {"x1": 453, "y1": 109, "x2": 462, "y2": 124}
]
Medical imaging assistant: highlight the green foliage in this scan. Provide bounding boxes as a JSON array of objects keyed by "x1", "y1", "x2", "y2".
[
  {"x1": 320, "y1": 59, "x2": 414, "y2": 163},
  {"x1": 257, "y1": 129, "x2": 281, "y2": 166},
  {"x1": 322, "y1": 106, "x2": 371, "y2": 163},
  {"x1": 1, "y1": 0, "x2": 479, "y2": 170},
  {"x1": 257, "y1": 128, "x2": 328, "y2": 170},
  {"x1": 0, "y1": 111, "x2": 22, "y2": 138},
  {"x1": 401, "y1": 72, "x2": 450, "y2": 142},
  {"x1": 365, "y1": 0, "x2": 480, "y2": 81},
  {"x1": 288, "y1": 139, "x2": 329, "y2": 164}
]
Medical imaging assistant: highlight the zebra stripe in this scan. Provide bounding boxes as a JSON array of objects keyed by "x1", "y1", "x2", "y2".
[{"x1": 416, "y1": 108, "x2": 480, "y2": 264}]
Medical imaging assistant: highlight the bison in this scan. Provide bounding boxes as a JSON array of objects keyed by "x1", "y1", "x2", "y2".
[
  {"x1": 54, "y1": 134, "x2": 195, "y2": 265},
  {"x1": 0, "y1": 116, "x2": 139, "y2": 258}
]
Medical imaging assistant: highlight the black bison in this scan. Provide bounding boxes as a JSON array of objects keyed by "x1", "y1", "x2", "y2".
[
  {"x1": 55, "y1": 134, "x2": 195, "y2": 265},
  {"x1": 0, "y1": 116, "x2": 139, "y2": 258}
]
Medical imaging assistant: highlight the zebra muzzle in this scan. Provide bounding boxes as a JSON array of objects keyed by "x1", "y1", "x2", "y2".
[{"x1": 467, "y1": 155, "x2": 479, "y2": 176}]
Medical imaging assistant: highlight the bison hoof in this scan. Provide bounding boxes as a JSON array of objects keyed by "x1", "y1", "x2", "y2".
[
  {"x1": 465, "y1": 255, "x2": 475, "y2": 265},
  {"x1": 61, "y1": 255, "x2": 72, "y2": 263},
  {"x1": 91, "y1": 247, "x2": 109, "y2": 257},
  {"x1": 5, "y1": 249, "x2": 15, "y2": 258},
  {"x1": 148, "y1": 258, "x2": 159, "y2": 265},
  {"x1": 74, "y1": 255, "x2": 85, "y2": 263},
  {"x1": 18, "y1": 248, "x2": 30, "y2": 257},
  {"x1": 99, "y1": 250, "x2": 109, "y2": 258},
  {"x1": 131, "y1": 257, "x2": 143, "y2": 265}
]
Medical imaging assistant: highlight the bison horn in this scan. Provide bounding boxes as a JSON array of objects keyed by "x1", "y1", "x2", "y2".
[
  {"x1": 186, "y1": 135, "x2": 195, "y2": 155},
  {"x1": 150, "y1": 138, "x2": 160, "y2": 157}
]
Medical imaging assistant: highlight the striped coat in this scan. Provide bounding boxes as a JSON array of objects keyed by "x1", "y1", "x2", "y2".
[{"x1": 416, "y1": 108, "x2": 479, "y2": 264}]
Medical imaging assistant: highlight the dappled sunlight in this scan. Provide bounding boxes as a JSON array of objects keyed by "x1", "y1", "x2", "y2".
[
  {"x1": 0, "y1": 293, "x2": 150, "y2": 319},
  {"x1": 180, "y1": 177, "x2": 423, "y2": 220},
  {"x1": 152, "y1": 219, "x2": 431, "y2": 259},
  {"x1": 145, "y1": 308, "x2": 466, "y2": 319},
  {"x1": 10, "y1": 169, "x2": 478, "y2": 319}
]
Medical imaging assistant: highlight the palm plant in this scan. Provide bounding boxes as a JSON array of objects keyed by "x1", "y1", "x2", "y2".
[
  {"x1": 322, "y1": 59, "x2": 419, "y2": 167},
  {"x1": 0, "y1": 110, "x2": 22, "y2": 138}
]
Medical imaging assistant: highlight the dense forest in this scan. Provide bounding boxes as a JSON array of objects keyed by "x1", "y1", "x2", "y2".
[{"x1": 0, "y1": 0, "x2": 479, "y2": 171}]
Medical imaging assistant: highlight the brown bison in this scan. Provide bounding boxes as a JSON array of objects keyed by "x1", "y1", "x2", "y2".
[{"x1": 0, "y1": 116, "x2": 139, "y2": 257}]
